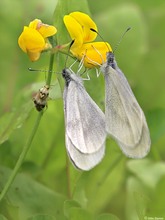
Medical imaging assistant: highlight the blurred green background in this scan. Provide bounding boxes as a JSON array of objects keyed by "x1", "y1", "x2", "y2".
[{"x1": 0, "y1": 0, "x2": 165, "y2": 219}]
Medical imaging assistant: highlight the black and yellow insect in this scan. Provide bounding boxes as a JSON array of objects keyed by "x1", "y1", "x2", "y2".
[{"x1": 33, "y1": 85, "x2": 49, "y2": 111}]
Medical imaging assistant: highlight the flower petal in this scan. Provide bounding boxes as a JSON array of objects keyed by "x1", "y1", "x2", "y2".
[
  {"x1": 18, "y1": 19, "x2": 57, "y2": 62},
  {"x1": 27, "y1": 51, "x2": 41, "y2": 62},
  {"x1": 37, "y1": 24, "x2": 57, "y2": 38},
  {"x1": 69, "y1": 11, "x2": 98, "y2": 42},
  {"x1": 18, "y1": 27, "x2": 28, "y2": 52},
  {"x1": 29, "y1": 19, "x2": 57, "y2": 38},
  {"x1": 74, "y1": 42, "x2": 112, "y2": 68},
  {"x1": 64, "y1": 15, "x2": 84, "y2": 50},
  {"x1": 29, "y1": 19, "x2": 42, "y2": 29},
  {"x1": 18, "y1": 27, "x2": 45, "y2": 53}
]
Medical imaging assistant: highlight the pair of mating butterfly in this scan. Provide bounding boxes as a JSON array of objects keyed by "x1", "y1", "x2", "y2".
[{"x1": 33, "y1": 39, "x2": 151, "y2": 171}]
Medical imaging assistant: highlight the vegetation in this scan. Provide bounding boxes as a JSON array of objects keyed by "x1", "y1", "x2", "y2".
[{"x1": 0, "y1": 0, "x2": 165, "y2": 219}]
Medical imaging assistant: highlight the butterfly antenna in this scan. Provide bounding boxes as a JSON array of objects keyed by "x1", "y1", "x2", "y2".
[
  {"x1": 90, "y1": 28, "x2": 110, "y2": 52},
  {"x1": 64, "y1": 40, "x2": 75, "y2": 68},
  {"x1": 113, "y1": 27, "x2": 131, "y2": 53},
  {"x1": 90, "y1": 26, "x2": 131, "y2": 53},
  {"x1": 28, "y1": 68, "x2": 47, "y2": 72}
]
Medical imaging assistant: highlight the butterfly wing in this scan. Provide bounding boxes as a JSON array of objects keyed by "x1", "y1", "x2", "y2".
[
  {"x1": 63, "y1": 72, "x2": 106, "y2": 169},
  {"x1": 66, "y1": 134, "x2": 105, "y2": 170},
  {"x1": 102, "y1": 61, "x2": 150, "y2": 158},
  {"x1": 118, "y1": 120, "x2": 150, "y2": 158}
]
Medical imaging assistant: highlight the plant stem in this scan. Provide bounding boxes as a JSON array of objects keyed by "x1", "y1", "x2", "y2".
[
  {"x1": 46, "y1": 52, "x2": 55, "y2": 86},
  {"x1": 0, "y1": 112, "x2": 43, "y2": 202},
  {"x1": 66, "y1": 153, "x2": 71, "y2": 199},
  {"x1": 0, "y1": 53, "x2": 55, "y2": 202},
  {"x1": 45, "y1": 51, "x2": 71, "y2": 199}
]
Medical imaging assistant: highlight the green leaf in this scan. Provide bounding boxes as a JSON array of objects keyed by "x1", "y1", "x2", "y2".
[
  {"x1": 51, "y1": 0, "x2": 93, "y2": 95},
  {"x1": 53, "y1": 0, "x2": 90, "y2": 44},
  {"x1": 0, "y1": 79, "x2": 61, "y2": 145},
  {"x1": 125, "y1": 170, "x2": 165, "y2": 219},
  {"x1": 125, "y1": 177, "x2": 149, "y2": 220},
  {"x1": 0, "y1": 199, "x2": 19, "y2": 220},
  {"x1": 64, "y1": 200, "x2": 80, "y2": 218},
  {"x1": 0, "y1": 82, "x2": 35, "y2": 145},
  {"x1": 27, "y1": 214, "x2": 56, "y2": 220},
  {"x1": 148, "y1": 176, "x2": 165, "y2": 217},
  {"x1": 0, "y1": 101, "x2": 32, "y2": 145},
  {"x1": 0, "y1": 214, "x2": 9, "y2": 220},
  {"x1": 96, "y1": 213, "x2": 120, "y2": 220},
  {"x1": 127, "y1": 159, "x2": 165, "y2": 189},
  {"x1": 147, "y1": 109, "x2": 165, "y2": 143},
  {"x1": 0, "y1": 166, "x2": 66, "y2": 220},
  {"x1": 68, "y1": 207, "x2": 93, "y2": 220},
  {"x1": 70, "y1": 179, "x2": 88, "y2": 209},
  {"x1": 134, "y1": 191, "x2": 149, "y2": 220},
  {"x1": 73, "y1": 147, "x2": 125, "y2": 213},
  {"x1": 64, "y1": 200, "x2": 93, "y2": 219},
  {"x1": 92, "y1": 4, "x2": 148, "y2": 74}
]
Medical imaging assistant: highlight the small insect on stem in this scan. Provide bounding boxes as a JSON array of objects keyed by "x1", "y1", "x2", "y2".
[{"x1": 33, "y1": 85, "x2": 49, "y2": 112}]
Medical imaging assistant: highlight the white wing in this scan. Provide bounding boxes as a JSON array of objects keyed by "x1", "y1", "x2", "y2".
[
  {"x1": 64, "y1": 78, "x2": 106, "y2": 154},
  {"x1": 101, "y1": 61, "x2": 150, "y2": 158},
  {"x1": 118, "y1": 119, "x2": 150, "y2": 158},
  {"x1": 63, "y1": 71, "x2": 106, "y2": 169},
  {"x1": 66, "y1": 134, "x2": 105, "y2": 171}
]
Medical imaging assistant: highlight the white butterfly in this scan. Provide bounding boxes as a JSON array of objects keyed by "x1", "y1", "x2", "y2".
[
  {"x1": 62, "y1": 68, "x2": 106, "y2": 170},
  {"x1": 101, "y1": 52, "x2": 151, "y2": 158}
]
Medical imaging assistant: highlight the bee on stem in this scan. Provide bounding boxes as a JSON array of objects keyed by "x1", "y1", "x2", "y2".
[{"x1": 33, "y1": 85, "x2": 49, "y2": 111}]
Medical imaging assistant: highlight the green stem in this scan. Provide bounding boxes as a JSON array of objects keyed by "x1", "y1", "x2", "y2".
[
  {"x1": 66, "y1": 153, "x2": 71, "y2": 199},
  {"x1": 0, "y1": 112, "x2": 43, "y2": 202},
  {"x1": 46, "y1": 52, "x2": 54, "y2": 86},
  {"x1": 0, "y1": 53, "x2": 55, "y2": 202}
]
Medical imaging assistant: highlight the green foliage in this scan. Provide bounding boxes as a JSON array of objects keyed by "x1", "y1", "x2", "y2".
[
  {"x1": 0, "y1": 0, "x2": 165, "y2": 219},
  {"x1": 96, "y1": 213, "x2": 120, "y2": 220},
  {"x1": 0, "y1": 166, "x2": 65, "y2": 220}
]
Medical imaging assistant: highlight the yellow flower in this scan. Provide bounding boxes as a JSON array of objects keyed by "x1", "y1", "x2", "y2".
[
  {"x1": 18, "y1": 19, "x2": 57, "y2": 61},
  {"x1": 63, "y1": 12, "x2": 112, "y2": 68}
]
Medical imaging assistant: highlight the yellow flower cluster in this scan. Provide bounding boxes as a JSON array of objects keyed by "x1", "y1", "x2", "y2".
[
  {"x1": 64, "y1": 12, "x2": 112, "y2": 68},
  {"x1": 18, "y1": 12, "x2": 112, "y2": 67},
  {"x1": 18, "y1": 19, "x2": 57, "y2": 61}
]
